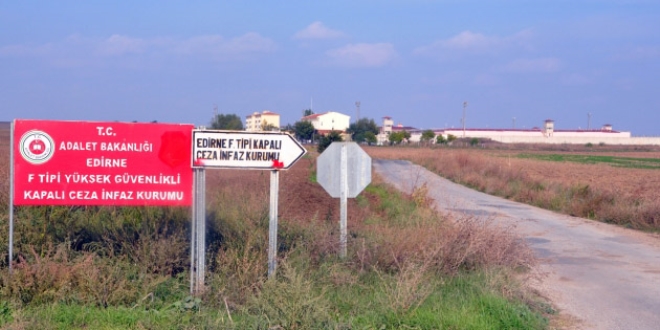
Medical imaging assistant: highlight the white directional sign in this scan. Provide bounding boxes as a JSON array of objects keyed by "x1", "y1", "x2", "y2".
[{"x1": 192, "y1": 130, "x2": 306, "y2": 170}]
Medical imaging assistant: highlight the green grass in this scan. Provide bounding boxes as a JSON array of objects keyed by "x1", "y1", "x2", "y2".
[
  {"x1": 0, "y1": 303, "x2": 231, "y2": 329},
  {"x1": 0, "y1": 269, "x2": 546, "y2": 330},
  {"x1": 329, "y1": 271, "x2": 547, "y2": 329},
  {"x1": 517, "y1": 153, "x2": 660, "y2": 169}
]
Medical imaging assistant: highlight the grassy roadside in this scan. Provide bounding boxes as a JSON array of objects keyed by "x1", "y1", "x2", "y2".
[{"x1": 0, "y1": 172, "x2": 548, "y2": 329}]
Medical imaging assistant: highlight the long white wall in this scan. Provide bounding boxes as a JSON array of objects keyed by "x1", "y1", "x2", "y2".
[
  {"x1": 440, "y1": 129, "x2": 631, "y2": 139},
  {"x1": 488, "y1": 136, "x2": 660, "y2": 145},
  {"x1": 436, "y1": 128, "x2": 660, "y2": 145}
]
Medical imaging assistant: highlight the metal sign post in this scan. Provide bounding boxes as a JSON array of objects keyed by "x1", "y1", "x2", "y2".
[
  {"x1": 268, "y1": 170, "x2": 279, "y2": 278},
  {"x1": 317, "y1": 142, "x2": 372, "y2": 258},
  {"x1": 339, "y1": 143, "x2": 348, "y2": 258},
  {"x1": 191, "y1": 168, "x2": 206, "y2": 294},
  {"x1": 8, "y1": 121, "x2": 14, "y2": 273}
]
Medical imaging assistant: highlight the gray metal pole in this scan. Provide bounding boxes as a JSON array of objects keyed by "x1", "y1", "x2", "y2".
[
  {"x1": 201, "y1": 169, "x2": 206, "y2": 289},
  {"x1": 195, "y1": 168, "x2": 206, "y2": 294},
  {"x1": 190, "y1": 169, "x2": 196, "y2": 294},
  {"x1": 190, "y1": 167, "x2": 206, "y2": 295},
  {"x1": 8, "y1": 121, "x2": 14, "y2": 273},
  {"x1": 339, "y1": 143, "x2": 348, "y2": 258},
  {"x1": 268, "y1": 170, "x2": 279, "y2": 278}
]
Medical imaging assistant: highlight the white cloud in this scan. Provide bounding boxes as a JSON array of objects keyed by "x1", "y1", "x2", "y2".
[
  {"x1": 501, "y1": 57, "x2": 562, "y2": 73},
  {"x1": 613, "y1": 46, "x2": 660, "y2": 61},
  {"x1": 0, "y1": 43, "x2": 54, "y2": 56},
  {"x1": 562, "y1": 73, "x2": 592, "y2": 86},
  {"x1": 97, "y1": 35, "x2": 147, "y2": 56},
  {"x1": 0, "y1": 33, "x2": 276, "y2": 64},
  {"x1": 414, "y1": 29, "x2": 533, "y2": 56},
  {"x1": 442, "y1": 31, "x2": 495, "y2": 49},
  {"x1": 174, "y1": 33, "x2": 276, "y2": 59},
  {"x1": 293, "y1": 21, "x2": 344, "y2": 40},
  {"x1": 325, "y1": 43, "x2": 397, "y2": 68}
]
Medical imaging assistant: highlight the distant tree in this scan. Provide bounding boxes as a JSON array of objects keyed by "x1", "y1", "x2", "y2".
[
  {"x1": 262, "y1": 120, "x2": 278, "y2": 131},
  {"x1": 364, "y1": 131, "x2": 377, "y2": 145},
  {"x1": 318, "y1": 131, "x2": 343, "y2": 153},
  {"x1": 436, "y1": 134, "x2": 447, "y2": 144},
  {"x1": 303, "y1": 109, "x2": 314, "y2": 117},
  {"x1": 421, "y1": 130, "x2": 436, "y2": 144},
  {"x1": 446, "y1": 134, "x2": 457, "y2": 144},
  {"x1": 388, "y1": 131, "x2": 404, "y2": 145},
  {"x1": 293, "y1": 120, "x2": 315, "y2": 142},
  {"x1": 210, "y1": 113, "x2": 243, "y2": 130},
  {"x1": 282, "y1": 123, "x2": 295, "y2": 134},
  {"x1": 470, "y1": 137, "x2": 479, "y2": 147},
  {"x1": 402, "y1": 130, "x2": 411, "y2": 143},
  {"x1": 347, "y1": 118, "x2": 380, "y2": 143}
]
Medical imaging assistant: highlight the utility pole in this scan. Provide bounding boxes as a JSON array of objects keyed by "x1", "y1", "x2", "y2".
[
  {"x1": 355, "y1": 101, "x2": 361, "y2": 123},
  {"x1": 588, "y1": 112, "x2": 592, "y2": 130},
  {"x1": 462, "y1": 101, "x2": 467, "y2": 138},
  {"x1": 513, "y1": 117, "x2": 516, "y2": 129}
]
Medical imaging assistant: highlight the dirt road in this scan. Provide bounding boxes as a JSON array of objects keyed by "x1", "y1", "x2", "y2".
[{"x1": 373, "y1": 159, "x2": 660, "y2": 330}]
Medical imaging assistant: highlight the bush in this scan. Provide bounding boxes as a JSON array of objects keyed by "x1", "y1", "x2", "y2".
[{"x1": 317, "y1": 131, "x2": 343, "y2": 153}]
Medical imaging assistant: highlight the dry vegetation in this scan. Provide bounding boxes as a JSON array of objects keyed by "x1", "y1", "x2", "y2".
[
  {"x1": 0, "y1": 131, "x2": 547, "y2": 328},
  {"x1": 366, "y1": 145, "x2": 660, "y2": 230}
]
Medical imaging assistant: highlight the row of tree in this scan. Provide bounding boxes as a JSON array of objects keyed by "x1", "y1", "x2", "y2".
[
  {"x1": 207, "y1": 112, "x2": 457, "y2": 148},
  {"x1": 206, "y1": 111, "x2": 374, "y2": 144}
]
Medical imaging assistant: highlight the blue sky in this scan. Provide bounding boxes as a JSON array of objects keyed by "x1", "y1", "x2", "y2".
[{"x1": 1, "y1": 1, "x2": 659, "y2": 135}]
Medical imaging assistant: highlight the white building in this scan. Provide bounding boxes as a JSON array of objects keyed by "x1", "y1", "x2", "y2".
[
  {"x1": 301, "y1": 111, "x2": 351, "y2": 135},
  {"x1": 245, "y1": 111, "x2": 280, "y2": 132}
]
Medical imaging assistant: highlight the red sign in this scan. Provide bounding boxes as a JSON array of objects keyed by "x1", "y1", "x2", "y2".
[{"x1": 13, "y1": 120, "x2": 193, "y2": 206}]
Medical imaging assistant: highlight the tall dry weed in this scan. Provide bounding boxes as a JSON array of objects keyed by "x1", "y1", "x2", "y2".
[
  {"x1": 0, "y1": 243, "x2": 154, "y2": 306},
  {"x1": 354, "y1": 213, "x2": 534, "y2": 276},
  {"x1": 375, "y1": 258, "x2": 436, "y2": 314},
  {"x1": 243, "y1": 261, "x2": 333, "y2": 329},
  {"x1": 0, "y1": 157, "x2": 9, "y2": 208},
  {"x1": 204, "y1": 171, "x2": 270, "y2": 305}
]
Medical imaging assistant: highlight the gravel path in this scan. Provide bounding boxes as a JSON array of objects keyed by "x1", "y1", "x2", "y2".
[{"x1": 373, "y1": 159, "x2": 660, "y2": 330}]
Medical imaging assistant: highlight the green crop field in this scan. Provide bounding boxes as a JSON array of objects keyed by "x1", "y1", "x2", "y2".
[{"x1": 517, "y1": 153, "x2": 660, "y2": 170}]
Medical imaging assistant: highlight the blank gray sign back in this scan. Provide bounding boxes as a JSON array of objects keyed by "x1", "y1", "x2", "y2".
[{"x1": 317, "y1": 142, "x2": 371, "y2": 198}]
